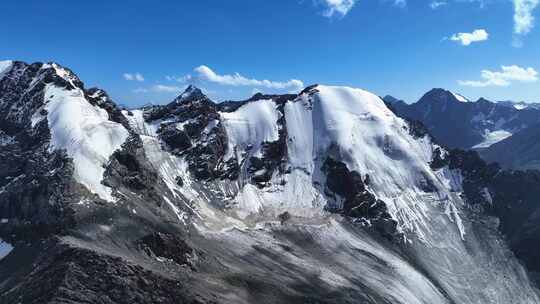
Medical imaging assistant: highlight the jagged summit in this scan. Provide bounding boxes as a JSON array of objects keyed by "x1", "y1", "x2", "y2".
[{"x1": 173, "y1": 84, "x2": 206, "y2": 104}]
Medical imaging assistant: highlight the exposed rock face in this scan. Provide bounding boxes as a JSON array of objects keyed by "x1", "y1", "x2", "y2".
[
  {"x1": 322, "y1": 157, "x2": 396, "y2": 237},
  {"x1": 1, "y1": 62, "x2": 540, "y2": 303},
  {"x1": 0, "y1": 62, "x2": 82, "y2": 239},
  {"x1": 144, "y1": 86, "x2": 231, "y2": 180},
  {"x1": 137, "y1": 232, "x2": 195, "y2": 267}
]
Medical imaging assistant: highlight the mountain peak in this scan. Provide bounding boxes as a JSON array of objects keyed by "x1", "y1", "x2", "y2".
[
  {"x1": 420, "y1": 88, "x2": 469, "y2": 103},
  {"x1": 175, "y1": 85, "x2": 206, "y2": 103}
]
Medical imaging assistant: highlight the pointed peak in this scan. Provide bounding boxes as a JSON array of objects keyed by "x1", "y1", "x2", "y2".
[
  {"x1": 476, "y1": 97, "x2": 492, "y2": 103},
  {"x1": 420, "y1": 88, "x2": 470, "y2": 103},
  {"x1": 174, "y1": 85, "x2": 206, "y2": 103}
]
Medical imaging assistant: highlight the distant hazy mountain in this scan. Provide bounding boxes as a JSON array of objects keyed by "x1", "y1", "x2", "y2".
[
  {"x1": 385, "y1": 89, "x2": 540, "y2": 150},
  {"x1": 480, "y1": 123, "x2": 540, "y2": 170},
  {"x1": 498, "y1": 100, "x2": 540, "y2": 110}
]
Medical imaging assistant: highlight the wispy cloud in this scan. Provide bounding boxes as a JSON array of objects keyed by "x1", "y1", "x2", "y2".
[
  {"x1": 192, "y1": 65, "x2": 305, "y2": 91},
  {"x1": 317, "y1": 0, "x2": 406, "y2": 17},
  {"x1": 320, "y1": 0, "x2": 356, "y2": 17},
  {"x1": 430, "y1": 1, "x2": 447, "y2": 9},
  {"x1": 459, "y1": 65, "x2": 538, "y2": 87},
  {"x1": 165, "y1": 75, "x2": 193, "y2": 83},
  {"x1": 123, "y1": 73, "x2": 144, "y2": 82},
  {"x1": 449, "y1": 29, "x2": 489, "y2": 46},
  {"x1": 513, "y1": 0, "x2": 539, "y2": 46}
]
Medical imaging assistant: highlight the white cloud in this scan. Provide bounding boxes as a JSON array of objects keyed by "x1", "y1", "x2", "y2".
[
  {"x1": 458, "y1": 65, "x2": 538, "y2": 87},
  {"x1": 450, "y1": 29, "x2": 489, "y2": 46},
  {"x1": 320, "y1": 0, "x2": 356, "y2": 17},
  {"x1": 430, "y1": 1, "x2": 447, "y2": 9},
  {"x1": 193, "y1": 65, "x2": 304, "y2": 90},
  {"x1": 318, "y1": 0, "x2": 406, "y2": 17},
  {"x1": 123, "y1": 73, "x2": 144, "y2": 82},
  {"x1": 513, "y1": 0, "x2": 539, "y2": 35},
  {"x1": 165, "y1": 75, "x2": 193, "y2": 83}
]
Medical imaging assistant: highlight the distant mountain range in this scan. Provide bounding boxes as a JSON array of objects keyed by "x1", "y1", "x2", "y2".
[{"x1": 385, "y1": 89, "x2": 540, "y2": 170}]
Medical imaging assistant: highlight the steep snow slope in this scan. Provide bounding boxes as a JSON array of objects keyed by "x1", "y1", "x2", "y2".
[
  {"x1": 223, "y1": 86, "x2": 463, "y2": 240},
  {"x1": 220, "y1": 99, "x2": 280, "y2": 161},
  {"x1": 29, "y1": 64, "x2": 130, "y2": 201}
]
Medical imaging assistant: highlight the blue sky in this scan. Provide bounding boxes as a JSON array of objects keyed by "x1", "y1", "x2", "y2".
[{"x1": 1, "y1": 0, "x2": 539, "y2": 106}]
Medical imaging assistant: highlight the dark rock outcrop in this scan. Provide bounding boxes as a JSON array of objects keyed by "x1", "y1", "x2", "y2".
[{"x1": 322, "y1": 157, "x2": 397, "y2": 237}]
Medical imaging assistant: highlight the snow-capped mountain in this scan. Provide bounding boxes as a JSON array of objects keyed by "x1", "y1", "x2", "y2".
[
  {"x1": 386, "y1": 88, "x2": 540, "y2": 150},
  {"x1": 1, "y1": 61, "x2": 540, "y2": 303}
]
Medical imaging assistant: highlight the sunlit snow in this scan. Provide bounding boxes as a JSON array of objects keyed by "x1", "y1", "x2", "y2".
[{"x1": 42, "y1": 82, "x2": 129, "y2": 201}]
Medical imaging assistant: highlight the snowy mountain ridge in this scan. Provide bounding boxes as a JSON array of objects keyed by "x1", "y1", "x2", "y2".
[{"x1": 0, "y1": 61, "x2": 539, "y2": 303}]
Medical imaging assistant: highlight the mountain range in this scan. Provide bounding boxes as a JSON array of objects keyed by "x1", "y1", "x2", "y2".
[
  {"x1": 385, "y1": 89, "x2": 540, "y2": 170},
  {"x1": 1, "y1": 61, "x2": 540, "y2": 303}
]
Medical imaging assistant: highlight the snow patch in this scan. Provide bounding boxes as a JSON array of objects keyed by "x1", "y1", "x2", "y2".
[
  {"x1": 472, "y1": 130, "x2": 512, "y2": 149},
  {"x1": 451, "y1": 92, "x2": 469, "y2": 102},
  {"x1": 0, "y1": 60, "x2": 13, "y2": 79},
  {"x1": 0, "y1": 239, "x2": 13, "y2": 261}
]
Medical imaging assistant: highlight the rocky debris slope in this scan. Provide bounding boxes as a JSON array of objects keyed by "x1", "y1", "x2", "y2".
[
  {"x1": 0, "y1": 61, "x2": 539, "y2": 303},
  {"x1": 431, "y1": 148, "x2": 540, "y2": 286}
]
